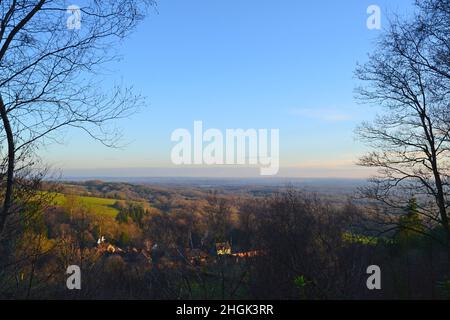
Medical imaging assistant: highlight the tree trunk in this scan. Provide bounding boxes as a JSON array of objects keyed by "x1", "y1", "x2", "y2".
[
  {"x1": 436, "y1": 189, "x2": 450, "y2": 262},
  {"x1": 0, "y1": 95, "x2": 15, "y2": 234},
  {"x1": 422, "y1": 112, "x2": 450, "y2": 261},
  {"x1": 429, "y1": 148, "x2": 450, "y2": 261},
  {"x1": 433, "y1": 179, "x2": 450, "y2": 262}
]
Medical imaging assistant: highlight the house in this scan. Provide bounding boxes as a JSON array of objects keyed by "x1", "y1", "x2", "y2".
[
  {"x1": 232, "y1": 250, "x2": 262, "y2": 258},
  {"x1": 97, "y1": 236, "x2": 106, "y2": 245},
  {"x1": 185, "y1": 249, "x2": 210, "y2": 266},
  {"x1": 96, "y1": 238, "x2": 123, "y2": 255},
  {"x1": 216, "y1": 242, "x2": 232, "y2": 256}
]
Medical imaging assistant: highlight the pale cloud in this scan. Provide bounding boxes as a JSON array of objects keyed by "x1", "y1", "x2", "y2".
[{"x1": 289, "y1": 107, "x2": 352, "y2": 122}]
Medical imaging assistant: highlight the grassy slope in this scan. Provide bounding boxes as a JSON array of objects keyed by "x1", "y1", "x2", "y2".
[{"x1": 51, "y1": 193, "x2": 120, "y2": 217}]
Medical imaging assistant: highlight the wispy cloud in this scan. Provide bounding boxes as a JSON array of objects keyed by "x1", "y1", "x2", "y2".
[{"x1": 289, "y1": 107, "x2": 352, "y2": 122}]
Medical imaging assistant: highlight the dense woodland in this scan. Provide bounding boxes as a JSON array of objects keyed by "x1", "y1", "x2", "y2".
[{"x1": 0, "y1": 180, "x2": 448, "y2": 299}]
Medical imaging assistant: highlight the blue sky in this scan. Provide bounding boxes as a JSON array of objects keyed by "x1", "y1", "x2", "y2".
[{"x1": 43, "y1": 0, "x2": 415, "y2": 178}]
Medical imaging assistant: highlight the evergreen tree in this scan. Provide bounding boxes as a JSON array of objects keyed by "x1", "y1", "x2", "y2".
[{"x1": 397, "y1": 197, "x2": 424, "y2": 243}]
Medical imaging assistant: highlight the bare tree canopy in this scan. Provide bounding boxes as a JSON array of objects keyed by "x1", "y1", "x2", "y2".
[
  {"x1": 355, "y1": 0, "x2": 450, "y2": 256},
  {"x1": 0, "y1": 0, "x2": 155, "y2": 233}
]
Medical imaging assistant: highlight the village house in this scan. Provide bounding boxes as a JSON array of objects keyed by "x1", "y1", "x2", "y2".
[
  {"x1": 215, "y1": 242, "x2": 232, "y2": 256},
  {"x1": 185, "y1": 249, "x2": 210, "y2": 266}
]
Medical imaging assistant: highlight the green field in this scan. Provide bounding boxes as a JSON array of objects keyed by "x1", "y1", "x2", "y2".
[{"x1": 51, "y1": 193, "x2": 120, "y2": 217}]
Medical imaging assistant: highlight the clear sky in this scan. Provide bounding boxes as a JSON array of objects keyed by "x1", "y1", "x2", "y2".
[{"x1": 42, "y1": 0, "x2": 415, "y2": 178}]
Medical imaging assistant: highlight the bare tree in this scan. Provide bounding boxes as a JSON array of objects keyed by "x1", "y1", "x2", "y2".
[
  {"x1": 0, "y1": 0, "x2": 155, "y2": 234},
  {"x1": 355, "y1": 0, "x2": 450, "y2": 257},
  {"x1": 251, "y1": 191, "x2": 368, "y2": 299}
]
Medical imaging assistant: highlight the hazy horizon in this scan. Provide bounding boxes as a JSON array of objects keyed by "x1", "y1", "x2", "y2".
[{"x1": 52, "y1": 165, "x2": 375, "y2": 180}]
